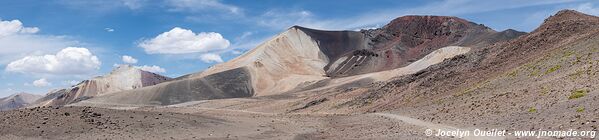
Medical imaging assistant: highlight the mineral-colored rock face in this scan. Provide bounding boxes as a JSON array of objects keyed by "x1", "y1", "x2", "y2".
[
  {"x1": 332, "y1": 10, "x2": 599, "y2": 115},
  {"x1": 33, "y1": 65, "x2": 171, "y2": 106},
  {"x1": 319, "y1": 16, "x2": 525, "y2": 77},
  {"x1": 0, "y1": 93, "x2": 42, "y2": 111},
  {"x1": 72, "y1": 15, "x2": 524, "y2": 107},
  {"x1": 5, "y1": 9, "x2": 599, "y2": 140},
  {"x1": 196, "y1": 18, "x2": 522, "y2": 94}
]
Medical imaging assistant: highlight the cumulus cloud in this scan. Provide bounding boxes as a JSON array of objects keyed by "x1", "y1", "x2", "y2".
[
  {"x1": 139, "y1": 27, "x2": 230, "y2": 54},
  {"x1": 5, "y1": 47, "x2": 101, "y2": 75},
  {"x1": 199, "y1": 53, "x2": 223, "y2": 63},
  {"x1": 121, "y1": 55, "x2": 138, "y2": 64},
  {"x1": 0, "y1": 19, "x2": 81, "y2": 65},
  {"x1": 32, "y1": 78, "x2": 51, "y2": 87},
  {"x1": 0, "y1": 19, "x2": 39, "y2": 37},
  {"x1": 135, "y1": 65, "x2": 166, "y2": 73},
  {"x1": 0, "y1": 35, "x2": 79, "y2": 65}
]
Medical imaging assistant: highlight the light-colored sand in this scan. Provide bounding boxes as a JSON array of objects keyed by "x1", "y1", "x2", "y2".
[
  {"x1": 290, "y1": 46, "x2": 471, "y2": 94},
  {"x1": 194, "y1": 27, "x2": 330, "y2": 95}
]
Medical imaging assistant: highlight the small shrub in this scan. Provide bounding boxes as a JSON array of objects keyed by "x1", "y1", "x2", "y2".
[
  {"x1": 563, "y1": 50, "x2": 574, "y2": 58},
  {"x1": 544, "y1": 65, "x2": 561, "y2": 75},
  {"x1": 530, "y1": 68, "x2": 540, "y2": 77},
  {"x1": 539, "y1": 86, "x2": 549, "y2": 96},
  {"x1": 573, "y1": 55, "x2": 582, "y2": 65},
  {"x1": 576, "y1": 107, "x2": 585, "y2": 112},
  {"x1": 528, "y1": 107, "x2": 537, "y2": 113},
  {"x1": 507, "y1": 70, "x2": 518, "y2": 77},
  {"x1": 568, "y1": 90, "x2": 587, "y2": 99},
  {"x1": 455, "y1": 88, "x2": 473, "y2": 97},
  {"x1": 433, "y1": 99, "x2": 443, "y2": 105}
]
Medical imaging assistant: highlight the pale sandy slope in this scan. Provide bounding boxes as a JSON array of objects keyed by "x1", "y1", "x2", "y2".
[
  {"x1": 33, "y1": 65, "x2": 171, "y2": 106},
  {"x1": 270, "y1": 46, "x2": 472, "y2": 102},
  {"x1": 73, "y1": 27, "x2": 332, "y2": 106},
  {"x1": 74, "y1": 46, "x2": 469, "y2": 108},
  {"x1": 73, "y1": 27, "x2": 470, "y2": 107},
  {"x1": 191, "y1": 27, "x2": 331, "y2": 95},
  {"x1": 77, "y1": 45, "x2": 470, "y2": 112},
  {"x1": 316, "y1": 46, "x2": 470, "y2": 89}
]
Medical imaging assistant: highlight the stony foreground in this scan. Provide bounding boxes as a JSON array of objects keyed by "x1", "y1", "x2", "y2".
[{"x1": 0, "y1": 106, "x2": 428, "y2": 140}]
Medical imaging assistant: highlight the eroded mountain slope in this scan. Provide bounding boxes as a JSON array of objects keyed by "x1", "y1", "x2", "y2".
[
  {"x1": 33, "y1": 65, "x2": 171, "y2": 106},
  {"x1": 284, "y1": 10, "x2": 599, "y2": 133},
  {"x1": 73, "y1": 15, "x2": 523, "y2": 106},
  {"x1": 0, "y1": 93, "x2": 42, "y2": 111}
]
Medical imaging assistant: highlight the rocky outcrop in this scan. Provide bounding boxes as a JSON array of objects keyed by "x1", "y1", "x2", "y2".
[
  {"x1": 338, "y1": 10, "x2": 599, "y2": 116},
  {"x1": 321, "y1": 16, "x2": 525, "y2": 77}
]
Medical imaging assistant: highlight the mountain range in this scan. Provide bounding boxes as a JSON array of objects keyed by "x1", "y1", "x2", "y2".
[
  {"x1": 0, "y1": 9, "x2": 597, "y2": 140},
  {"x1": 63, "y1": 14, "x2": 523, "y2": 107}
]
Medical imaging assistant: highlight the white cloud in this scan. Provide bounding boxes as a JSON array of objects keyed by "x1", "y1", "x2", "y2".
[
  {"x1": 0, "y1": 19, "x2": 82, "y2": 65},
  {"x1": 135, "y1": 65, "x2": 166, "y2": 73},
  {"x1": 139, "y1": 27, "x2": 230, "y2": 54},
  {"x1": 199, "y1": 53, "x2": 223, "y2": 63},
  {"x1": 121, "y1": 55, "x2": 138, "y2": 64},
  {"x1": 5, "y1": 47, "x2": 101, "y2": 75},
  {"x1": 573, "y1": 2, "x2": 599, "y2": 15},
  {"x1": 0, "y1": 35, "x2": 79, "y2": 65},
  {"x1": 166, "y1": 0, "x2": 242, "y2": 14},
  {"x1": 104, "y1": 28, "x2": 115, "y2": 32},
  {"x1": 32, "y1": 78, "x2": 51, "y2": 87},
  {"x1": 0, "y1": 19, "x2": 39, "y2": 37}
]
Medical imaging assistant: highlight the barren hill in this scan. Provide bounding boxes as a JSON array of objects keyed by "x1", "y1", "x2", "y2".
[
  {"x1": 0, "y1": 93, "x2": 41, "y2": 111},
  {"x1": 72, "y1": 15, "x2": 523, "y2": 107},
  {"x1": 290, "y1": 9, "x2": 599, "y2": 133},
  {"x1": 33, "y1": 65, "x2": 171, "y2": 106},
  {"x1": 6, "y1": 9, "x2": 599, "y2": 140}
]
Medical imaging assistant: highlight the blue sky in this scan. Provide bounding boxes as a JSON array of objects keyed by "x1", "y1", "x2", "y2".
[{"x1": 1, "y1": 0, "x2": 598, "y2": 97}]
